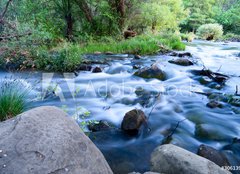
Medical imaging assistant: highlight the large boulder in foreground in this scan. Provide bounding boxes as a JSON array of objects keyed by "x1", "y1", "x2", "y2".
[
  {"x1": 134, "y1": 64, "x2": 166, "y2": 80},
  {"x1": 121, "y1": 109, "x2": 147, "y2": 135},
  {"x1": 150, "y1": 144, "x2": 230, "y2": 174},
  {"x1": 0, "y1": 106, "x2": 113, "y2": 174}
]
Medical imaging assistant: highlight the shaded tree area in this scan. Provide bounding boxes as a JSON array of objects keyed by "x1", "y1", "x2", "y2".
[{"x1": 0, "y1": 0, "x2": 188, "y2": 41}]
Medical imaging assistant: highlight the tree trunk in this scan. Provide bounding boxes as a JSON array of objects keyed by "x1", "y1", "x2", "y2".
[
  {"x1": 65, "y1": 13, "x2": 73, "y2": 40},
  {"x1": 118, "y1": 0, "x2": 125, "y2": 30},
  {"x1": 74, "y1": 0, "x2": 93, "y2": 23}
]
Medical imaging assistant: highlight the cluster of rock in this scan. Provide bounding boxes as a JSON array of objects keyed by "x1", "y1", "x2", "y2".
[
  {"x1": 77, "y1": 64, "x2": 103, "y2": 73},
  {"x1": 150, "y1": 144, "x2": 231, "y2": 174},
  {"x1": 0, "y1": 107, "x2": 233, "y2": 174}
]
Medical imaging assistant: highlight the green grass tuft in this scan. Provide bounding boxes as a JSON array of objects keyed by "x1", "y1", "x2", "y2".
[
  {"x1": 81, "y1": 34, "x2": 185, "y2": 55},
  {"x1": 0, "y1": 79, "x2": 30, "y2": 121}
]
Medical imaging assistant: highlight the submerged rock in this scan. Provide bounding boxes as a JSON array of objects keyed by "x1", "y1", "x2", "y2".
[
  {"x1": 191, "y1": 69, "x2": 229, "y2": 84},
  {"x1": 134, "y1": 64, "x2": 166, "y2": 80},
  {"x1": 129, "y1": 172, "x2": 161, "y2": 174},
  {"x1": 135, "y1": 87, "x2": 160, "y2": 107},
  {"x1": 207, "y1": 100, "x2": 223, "y2": 108},
  {"x1": 121, "y1": 109, "x2": 147, "y2": 135},
  {"x1": 134, "y1": 55, "x2": 142, "y2": 59},
  {"x1": 236, "y1": 52, "x2": 240, "y2": 58},
  {"x1": 223, "y1": 138, "x2": 240, "y2": 155},
  {"x1": 133, "y1": 65, "x2": 142, "y2": 69},
  {"x1": 77, "y1": 64, "x2": 92, "y2": 71},
  {"x1": 88, "y1": 120, "x2": 112, "y2": 132},
  {"x1": 197, "y1": 144, "x2": 230, "y2": 167},
  {"x1": 198, "y1": 76, "x2": 213, "y2": 85},
  {"x1": 150, "y1": 144, "x2": 230, "y2": 174},
  {"x1": 106, "y1": 51, "x2": 114, "y2": 55},
  {"x1": 169, "y1": 52, "x2": 192, "y2": 57},
  {"x1": 208, "y1": 93, "x2": 240, "y2": 107},
  {"x1": 191, "y1": 69, "x2": 229, "y2": 89},
  {"x1": 168, "y1": 58, "x2": 194, "y2": 66},
  {"x1": 0, "y1": 106, "x2": 113, "y2": 174},
  {"x1": 195, "y1": 124, "x2": 230, "y2": 141},
  {"x1": 92, "y1": 66, "x2": 102, "y2": 73}
]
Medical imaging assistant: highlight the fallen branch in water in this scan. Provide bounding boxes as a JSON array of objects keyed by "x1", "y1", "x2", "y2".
[
  {"x1": 162, "y1": 118, "x2": 187, "y2": 144},
  {"x1": 190, "y1": 91, "x2": 211, "y2": 96},
  {"x1": 147, "y1": 92, "x2": 161, "y2": 120},
  {"x1": 236, "y1": 85, "x2": 240, "y2": 96},
  {"x1": 217, "y1": 65, "x2": 222, "y2": 72},
  {"x1": 143, "y1": 92, "x2": 162, "y2": 132}
]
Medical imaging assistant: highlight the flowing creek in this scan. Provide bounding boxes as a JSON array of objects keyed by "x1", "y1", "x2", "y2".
[{"x1": 1, "y1": 40, "x2": 240, "y2": 173}]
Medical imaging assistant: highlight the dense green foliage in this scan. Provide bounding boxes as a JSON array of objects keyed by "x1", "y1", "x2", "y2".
[
  {"x1": 181, "y1": 0, "x2": 216, "y2": 32},
  {"x1": 128, "y1": 0, "x2": 187, "y2": 33},
  {"x1": 0, "y1": 79, "x2": 30, "y2": 121},
  {"x1": 197, "y1": 24, "x2": 223, "y2": 40},
  {"x1": 0, "y1": 0, "x2": 187, "y2": 39},
  {"x1": 214, "y1": 0, "x2": 240, "y2": 34},
  {"x1": 181, "y1": 0, "x2": 240, "y2": 35}
]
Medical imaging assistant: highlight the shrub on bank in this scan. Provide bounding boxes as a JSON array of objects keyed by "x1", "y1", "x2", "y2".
[
  {"x1": 0, "y1": 79, "x2": 30, "y2": 121},
  {"x1": 34, "y1": 44, "x2": 82, "y2": 72},
  {"x1": 221, "y1": 33, "x2": 240, "y2": 42},
  {"x1": 197, "y1": 23, "x2": 223, "y2": 40},
  {"x1": 180, "y1": 32, "x2": 195, "y2": 42}
]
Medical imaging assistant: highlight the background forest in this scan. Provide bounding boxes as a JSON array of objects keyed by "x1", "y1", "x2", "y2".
[{"x1": 0, "y1": 0, "x2": 239, "y2": 71}]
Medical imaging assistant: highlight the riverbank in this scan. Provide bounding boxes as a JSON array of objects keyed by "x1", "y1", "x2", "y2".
[{"x1": 0, "y1": 34, "x2": 185, "y2": 72}]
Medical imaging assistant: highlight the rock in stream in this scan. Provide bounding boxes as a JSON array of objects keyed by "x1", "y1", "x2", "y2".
[
  {"x1": 150, "y1": 144, "x2": 231, "y2": 174},
  {"x1": 121, "y1": 109, "x2": 147, "y2": 135},
  {"x1": 134, "y1": 64, "x2": 166, "y2": 80}
]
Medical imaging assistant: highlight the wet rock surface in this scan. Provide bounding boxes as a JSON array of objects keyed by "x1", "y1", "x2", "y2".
[
  {"x1": 134, "y1": 55, "x2": 142, "y2": 59},
  {"x1": 168, "y1": 58, "x2": 194, "y2": 66},
  {"x1": 88, "y1": 120, "x2": 113, "y2": 132},
  {"x1": 197, "y1": 144, "x2": 230, "y2": 167},
  {"x1": 77, "y1": 64, "x2": 92, "y2": 71},
  {"x1": 134, "y1": 64, "x2": 166, "y2": 80},
  {"x1": 169, "y1": 52, "x2": 192, "y2": 57},
  {"x1": 121, "y1": 109, "x2": 147, "y2": 135},
  {"x1": 92, "y1": 66, "x2": 102, "y2": 73},
  {"x1": 207, "y1": 100, "x2": 223, "y2": 108}
]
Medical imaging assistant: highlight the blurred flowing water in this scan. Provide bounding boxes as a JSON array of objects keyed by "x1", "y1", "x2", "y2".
[{"x1": 1, "y1": 40, "x2": 240, "y2": 173}]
